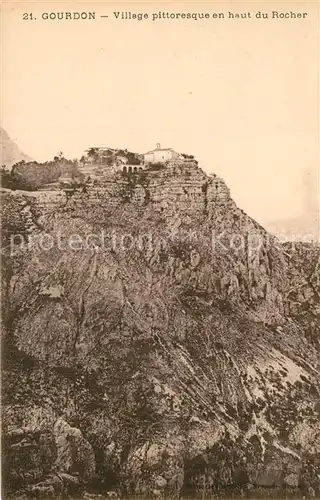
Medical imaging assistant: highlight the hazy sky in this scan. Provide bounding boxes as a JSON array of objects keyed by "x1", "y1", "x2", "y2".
[{"x1": 1, "y1": 1, "x2": 319, "y2": 231}]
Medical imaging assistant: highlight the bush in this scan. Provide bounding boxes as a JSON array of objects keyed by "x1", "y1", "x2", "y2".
[{"x1": 0, "y1": 158, "x2": 83, "y2": 191}]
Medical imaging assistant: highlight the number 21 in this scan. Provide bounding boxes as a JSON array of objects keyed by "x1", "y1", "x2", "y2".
[{"x1": 22, "y1": 13, "x2": 34, "y2": 20}]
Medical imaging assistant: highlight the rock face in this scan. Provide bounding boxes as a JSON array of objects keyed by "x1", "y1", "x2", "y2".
[
  {"x1": 1, "y1": 159, "x2": 230, "y2": 215},
  {"x1": 1, "y1": 127, "x2": 33, "y2": 168},
  {"x1": 1, "y1": 158, "x2": 320, "y2": 498}
]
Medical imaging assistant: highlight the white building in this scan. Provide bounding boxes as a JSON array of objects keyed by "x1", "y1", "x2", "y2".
[{"x1": 144, "y1": 144, "x2": 179, "y2": 164}]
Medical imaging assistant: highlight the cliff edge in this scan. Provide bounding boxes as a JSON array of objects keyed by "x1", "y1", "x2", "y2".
[{"x1": 1, "y1": 157, "x2": 320, "y2": 499}]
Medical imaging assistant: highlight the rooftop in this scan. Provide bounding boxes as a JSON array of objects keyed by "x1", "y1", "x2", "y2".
[{"x1": 145, "y1": 143, "x2": 177, "y2": 154}]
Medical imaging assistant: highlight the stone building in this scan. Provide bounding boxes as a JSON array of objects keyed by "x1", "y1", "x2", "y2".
[
  {"x1": 144, "y1": 144, "x2": 180, "y2": 164},
  {"x1": 79, "y1": 147, "x2": 144, "y2": 178}
]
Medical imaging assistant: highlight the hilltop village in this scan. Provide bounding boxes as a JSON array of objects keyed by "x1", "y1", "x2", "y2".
[
  {"x1": 3, "y1": 141, "x2": 320, "y2": 500},
  {"x1": 1, "y1": 144, "x2": 231, "y2": 215}
]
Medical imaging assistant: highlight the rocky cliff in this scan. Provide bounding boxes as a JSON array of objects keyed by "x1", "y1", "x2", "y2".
[
  {"x1": 1, "y1": 159, "x2": 230, "y2": 215},
  {"x1": 1, "y1": 127, "x2": 33, "y2": 168},
  {"x1": 1, "y1": 159, "x2": 319, "y2": 499}
]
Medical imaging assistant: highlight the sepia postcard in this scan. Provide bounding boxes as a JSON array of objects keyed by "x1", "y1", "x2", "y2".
[{"x1": 1, "y1": 1, "x2": 319, "y2": 499}]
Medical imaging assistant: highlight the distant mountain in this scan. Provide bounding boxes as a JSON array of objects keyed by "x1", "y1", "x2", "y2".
[
  {"x1": 264, "y1": 214, "x2": 319, "y2": 241},
  {"x1": 265, "y1": 168, "x2": 319, "y2": 242},
  {"x1": 1, "y1": 127, "x2": 33, "y2": 168}
]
